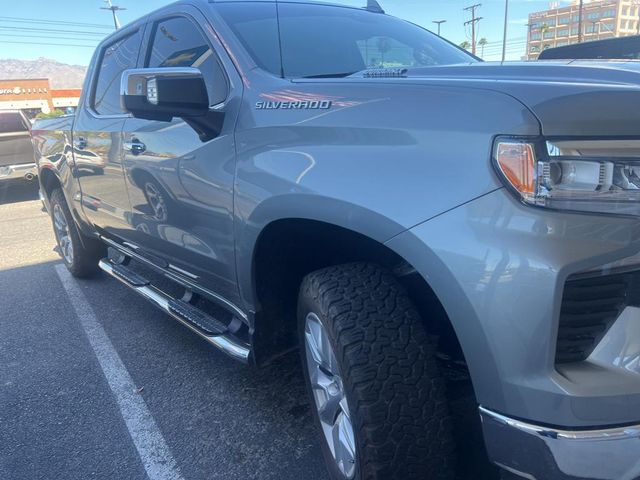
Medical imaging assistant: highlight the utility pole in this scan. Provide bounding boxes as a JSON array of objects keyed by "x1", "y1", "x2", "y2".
[
  {"x1": 432, "y1": 20, "x2": 447, "y2": 36},
  {"x1": 578, "y1": 0, "x2": 584, "y2": 42},
  {"x1": 101, "y1": 0, "x2": 126, "y2": 30},
  {"x1": 463, "y1": 4, "x2": 483, "y2": 55},
  {"x1": 501, "y1": 0, "x2": 509, "y2": 62},
  {"x1": 525, "y1": 23, "x2": 535, "y2": 60}
]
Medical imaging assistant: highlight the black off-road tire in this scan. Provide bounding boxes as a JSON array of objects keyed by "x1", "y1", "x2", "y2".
[
  {"x1": 298, "y1": 262, "x2": 455, "y2": 480},
  {"x1": 50, "y1": 188, "x2": 105, "y2": 278}
]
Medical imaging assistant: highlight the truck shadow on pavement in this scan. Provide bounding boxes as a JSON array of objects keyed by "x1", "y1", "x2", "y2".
[
  {"x1": 0, "y1": 181, "x2": 40, "y2": 206},
  {"x1": 1, "y1": 258, "x2": 496, "y2": 480}
]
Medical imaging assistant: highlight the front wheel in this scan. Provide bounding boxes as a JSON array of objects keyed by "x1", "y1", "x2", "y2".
[
  {"x1": 298, "y1": 263, "x2": 455, "y2": 480},
  {"x1": 50, "y1": 188, "x2": 104, "y2": 278}
]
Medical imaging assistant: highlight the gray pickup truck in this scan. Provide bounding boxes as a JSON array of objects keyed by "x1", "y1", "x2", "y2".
[
  {"x1": 33, "y1": 1, "x2": 640, "y2": 479},
  {"x1": 0, "y1": 110, "x2": 36, "y2": 183}
]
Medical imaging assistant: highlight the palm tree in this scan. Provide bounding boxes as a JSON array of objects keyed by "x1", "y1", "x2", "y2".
[
  {"x1": 459, "y1": 40, "x2": 471, "y2": 50},
  {"x1": 478, "y1": 37, "x2": 488, "y2": 58},
  {"x1": 540, "y1": 23, "x2": 550, "y2": 38},
  {"x1": 376, "y1": 37, "x2": 391, "y2": 66}
]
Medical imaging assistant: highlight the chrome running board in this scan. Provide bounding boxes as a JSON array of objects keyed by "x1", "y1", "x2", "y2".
[{"x1": 99, "y1": 259, "x2": 251, "y2": 364}]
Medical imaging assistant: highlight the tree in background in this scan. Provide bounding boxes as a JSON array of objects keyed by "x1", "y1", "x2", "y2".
[
  {"x1": 478, "y1": 37, "x2": 488, "y2": 58},
  {"x1": 459, "y1": 40, "x2": 471, "y2": 50},
  {"x1": 376, "y1": 37, "x2": 392, "y2": 66},
  {"x1": 35, "y1": 110, "x2": 66, "y2": 120},
  {"x1": 540, "y1": 23, "x2": 550, "y2": 38}
]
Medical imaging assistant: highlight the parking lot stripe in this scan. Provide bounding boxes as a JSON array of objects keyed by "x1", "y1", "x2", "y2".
[{"x1": 55, "y1": 264, "x2": 184, "y2": 480}]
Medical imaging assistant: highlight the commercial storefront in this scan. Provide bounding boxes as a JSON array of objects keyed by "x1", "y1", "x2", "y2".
[{"x1": 0, "y1": 78, "x2": 81, "y2": 118}]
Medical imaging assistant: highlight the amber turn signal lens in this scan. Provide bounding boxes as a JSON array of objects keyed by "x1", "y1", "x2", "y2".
[{"x1": 495, "y1": 141, "x2": 536, "y2": 195}]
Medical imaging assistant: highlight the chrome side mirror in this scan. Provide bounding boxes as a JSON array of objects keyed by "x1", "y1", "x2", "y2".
[{"x1": 120, "y1": 67, "x2": 210, "y2": 122}]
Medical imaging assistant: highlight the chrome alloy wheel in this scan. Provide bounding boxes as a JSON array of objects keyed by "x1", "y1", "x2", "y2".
[
  {"x1": 53, "y1": 203, "x2": 74, "y2": 264},
  {"x1": 304, "y1": 312, "x2": 356, "y2": 479},
  {"x1": 144, "y1": 182, "x2": 168, "y2": 221}
]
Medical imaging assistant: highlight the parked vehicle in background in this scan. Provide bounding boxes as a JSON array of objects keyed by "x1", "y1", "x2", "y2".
[
  {"x1": 538, "y1": 34, "x2": 640, "y2": 59},
  {"x1": 0, "y1": 110, "x2": 36, "y2": 183},
  {"x1": 31, "y1": 1, "x2": 640, "y2": 479}
]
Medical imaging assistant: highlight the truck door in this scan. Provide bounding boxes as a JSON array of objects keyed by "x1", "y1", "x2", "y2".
[
  {"x1": 74, "y1": 25, "x2": 144, "y2": 235},
  {"x1": 120, "y1": 7, "x2": 242, "y2": 305}
]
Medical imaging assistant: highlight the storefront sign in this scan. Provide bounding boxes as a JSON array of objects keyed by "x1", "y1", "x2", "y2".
[{"x1": 0, "y1": 86, "x2": 48, "y2": 95}]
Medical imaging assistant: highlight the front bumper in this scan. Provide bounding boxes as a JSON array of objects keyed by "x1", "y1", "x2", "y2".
[
  {"x1": 481, "y1": 407, "x2": 640, "y2": 479},
  {"x1": 384, "y1": 187, "x2": 640, "y2": 478},
  {"x1": 387, "y1": 188, "x2": 640, "y2": 427},
  {"x1": 0, "y1": 163, "x2": 37, "y2": 181}
]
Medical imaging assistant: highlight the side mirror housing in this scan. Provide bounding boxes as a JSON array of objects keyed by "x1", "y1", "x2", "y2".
[{"x1": 121, "y1": 67, "x2": 210, "y2": 122}]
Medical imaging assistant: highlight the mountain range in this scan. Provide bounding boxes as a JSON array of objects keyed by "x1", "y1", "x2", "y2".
[{"x1": 0, "y1": 57, "x2": 87, "y2": 89}]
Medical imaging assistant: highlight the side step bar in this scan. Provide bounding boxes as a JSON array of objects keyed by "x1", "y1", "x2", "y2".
[{"x1": 99, "y1": 259, "x2": 250, "y2": 363}]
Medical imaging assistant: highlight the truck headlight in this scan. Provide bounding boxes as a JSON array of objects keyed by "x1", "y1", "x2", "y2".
[{"x1": 493, "y1": 136, "x2": 640, "y2": 216}]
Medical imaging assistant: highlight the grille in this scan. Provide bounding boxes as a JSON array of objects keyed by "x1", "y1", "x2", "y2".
[{"x1": 556, "y1": 272, "x2": 636, "y2": 364}]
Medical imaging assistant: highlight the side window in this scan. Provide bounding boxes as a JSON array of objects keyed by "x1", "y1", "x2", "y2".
[
  {"x1": 358, "y1": 37, "x2": 417, "y2": 68},
  {"x1": 147, "y1": 16, "x2": 228, "y2": 106},
  {"x1": 93, "y1": 30, "x2": 141, "y2": 115}
]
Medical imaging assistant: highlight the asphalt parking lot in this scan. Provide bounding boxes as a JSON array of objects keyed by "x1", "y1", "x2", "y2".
[
  {"x1": 0, "y1": 181, "x2": 496, "y2": 480},
  {"x1": 0, "y1": 182, "x2": 328, "y2": 480}
]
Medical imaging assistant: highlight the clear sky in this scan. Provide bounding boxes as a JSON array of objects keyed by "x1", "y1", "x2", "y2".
[{"x1": 0, "y1": 0, "x2": 563, "y2": 64}]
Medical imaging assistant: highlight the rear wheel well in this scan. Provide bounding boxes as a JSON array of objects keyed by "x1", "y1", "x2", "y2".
[
  {"x1": 40, "y1": 168, "x2": 62, "y2": 200},
  {"x1": 251, "y1": 219, "x2": 463, "y2": 365}
]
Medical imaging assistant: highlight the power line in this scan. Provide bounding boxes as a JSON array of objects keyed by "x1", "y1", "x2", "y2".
[
  {"x1": 0, "y1": 33, "x2": 99, "y2": 42},
  {"x1": 482, "y1": 42, "x2": 528, "y2": 53},
  {"x1": 0, "y1": 16, "x2": 112, "y2": 30},
  {"x1": 0, "y1": 40, "x2": 97, "y2": 48},
  {"x1": 0, "y1": 25, "x2": 106, "y2": 36}
]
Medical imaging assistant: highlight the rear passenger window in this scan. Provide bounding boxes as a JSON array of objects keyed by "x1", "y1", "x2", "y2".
[
  {"x1": 147, "y1": 16, "x2": 228, "y2": 106},
  {"x1": 93, "y1": 30, "x2": 141, "y2": 115},
  {"x1": 0, "y1": 112, "x2": 28, "y2": 133}
]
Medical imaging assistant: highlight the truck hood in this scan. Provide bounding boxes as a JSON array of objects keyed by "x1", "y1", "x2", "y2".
[{"x1": 361, "y1": 61, "x2": 640, "y2": 136}]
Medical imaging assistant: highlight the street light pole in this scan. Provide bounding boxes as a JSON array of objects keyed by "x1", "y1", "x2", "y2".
[
  {"x1": 501, "y1": 0, "x2": 509, "y2": 62},
  {"x1": 432, "y1": 20, "x2": 447, "y2": 36}
]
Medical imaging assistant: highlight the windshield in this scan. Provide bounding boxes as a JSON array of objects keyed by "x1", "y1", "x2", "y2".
[{"x1": 216, "y1": 2, "x2": 475, "y2": 78}]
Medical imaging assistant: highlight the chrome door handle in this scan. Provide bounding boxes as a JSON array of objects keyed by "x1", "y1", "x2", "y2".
[
  {"x1": 124, "y1": 139, "x2": 146, "y2": 155},
  {"x1": 74, "y1": 136, "x2": 87, "y2": 150}
]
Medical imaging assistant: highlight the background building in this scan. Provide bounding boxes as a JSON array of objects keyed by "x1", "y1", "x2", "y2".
[
  {"x1": 0, "y1": 78, "x2": 81, "y2": 118},
  {"x1": 527, "y1": 0, "x2": 640, "y2": 59}
]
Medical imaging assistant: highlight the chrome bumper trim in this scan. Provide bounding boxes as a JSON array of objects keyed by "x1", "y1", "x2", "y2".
[
  {"x1": 0, "y1": 163, "x2": 37, "y2": 181},
  {"x1": 480, "y1": 406, "x2": 640, "y2": 479},
  {"x1": 99, "y1": 260, "x2": 251, "y2": 364}
]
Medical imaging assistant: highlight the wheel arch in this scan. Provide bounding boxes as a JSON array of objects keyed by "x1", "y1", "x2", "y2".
[
  {"x1": 245, "y1": 211, "x2": 467, "y2": 376},
  {"x1": 39, "y1": 167, "x2": 62, "y2": 201}
]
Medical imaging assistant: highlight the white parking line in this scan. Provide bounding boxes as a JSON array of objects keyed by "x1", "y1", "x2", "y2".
[{"x1": 55, "y1": 264, "x2": 184, "y2": 480}]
